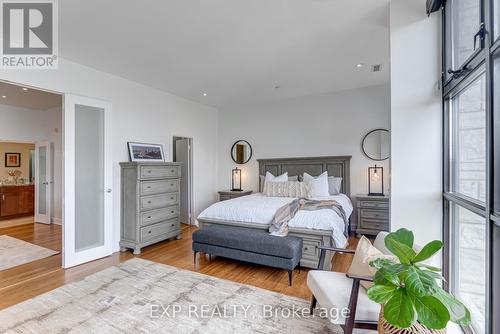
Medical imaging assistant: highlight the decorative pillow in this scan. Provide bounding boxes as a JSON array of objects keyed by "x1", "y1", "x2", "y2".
[
  {"x1": 302, "y1": 172, "x2": 330, "y2": 197},
  {"x1": 259, "y1": 172, "x2": 292, "y2": 192},
  {"x1": 328, "y1": 176, "x2": 343, "y2": 195},
  {"x1": 348, "y1": 236, "x2": 397, "y2": 289},
  {"x1": 263, "y1": 181, "x2": 311, "y2": 198}
]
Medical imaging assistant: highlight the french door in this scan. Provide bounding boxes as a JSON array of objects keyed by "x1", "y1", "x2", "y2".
[
  {"x1": 63, "y1": 94, "x2": 113, "y2": 268},
  {"x1": 35, "y1": 141, "x2": 52, "y2": 224}
]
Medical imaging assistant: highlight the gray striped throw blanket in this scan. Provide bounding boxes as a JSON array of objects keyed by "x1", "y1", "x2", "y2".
[{"x1": 269, "y1": 198, "x2": 348, "y2": 237}]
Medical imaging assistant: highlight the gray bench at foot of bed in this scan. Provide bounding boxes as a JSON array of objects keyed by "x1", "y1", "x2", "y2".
[{"x1": 192, "y1": 225, "x2": 302, "y2": 286}]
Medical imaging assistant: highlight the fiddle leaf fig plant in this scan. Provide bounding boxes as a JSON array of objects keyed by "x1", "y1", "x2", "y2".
[{"x1": 367, "y1": 228, "x2": 471, "y2": 329}]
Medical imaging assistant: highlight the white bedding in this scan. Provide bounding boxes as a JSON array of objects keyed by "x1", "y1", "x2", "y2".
[{"x1": 197, "y1": 193, "x2": 352, "y2": 247}]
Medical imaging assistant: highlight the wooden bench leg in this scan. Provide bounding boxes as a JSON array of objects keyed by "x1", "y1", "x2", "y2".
[
  {"x1": 288, "y1": 270, "x2": 293, "y2": 286},
  {"x1": 193, "y1": 251, "x2": 197, "y2": 264},
  {"x1": 310, "y1": 295, "x2": 317, "y2": 315}
]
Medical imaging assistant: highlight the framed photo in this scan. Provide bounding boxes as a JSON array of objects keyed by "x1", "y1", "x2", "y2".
[
  {"x1": 5, "y1": 153, "x2": 21, "y2": 167},
  {"x1": 127, "y1": 142, "x2": 165, "y2": 162}
]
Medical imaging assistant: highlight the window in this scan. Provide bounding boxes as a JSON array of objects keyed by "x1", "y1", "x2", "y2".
[
  {"x1": 442, "y1": 1, "x2": 499, "y2": 333},
  {"x1": 450, "y1": 73, "x2": 486, "y2": 202},
  {"x1": 444, "y1": 0, "x2": 482, "y2": 80},
  {"x1": 450, "y1": 204, "x2": 486, "y2": 334}
]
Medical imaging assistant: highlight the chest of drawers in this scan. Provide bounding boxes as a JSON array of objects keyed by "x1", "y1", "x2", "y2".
[
  {"x1": 120, "y1": 162, "x2": 182, "y2": 254},
  {"x1": 355, "y1": 194, "x2": 390, "y2": 236}
]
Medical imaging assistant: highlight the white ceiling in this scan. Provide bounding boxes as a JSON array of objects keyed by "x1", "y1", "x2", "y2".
[
  {"x1": 0, "y1": 82, "x2": 62, "y2": 110},
  {"x1": 60, "y1": 0, "x2": 390, "y2": 107}
]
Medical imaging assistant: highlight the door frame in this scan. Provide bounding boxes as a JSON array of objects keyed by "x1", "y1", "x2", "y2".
[
  {"x1": 63, "y1": 94, "x2": 113, "y2": 268},
  {"x1": 173, "y1": 136, "x2": 194, "y2": 225}
]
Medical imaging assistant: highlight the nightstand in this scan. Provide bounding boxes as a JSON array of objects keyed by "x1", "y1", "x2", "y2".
[
  {"x1": 218, "y1": 190, "x2": 253, "y2": 201},
  {"x1": 355, "y1": 194, "x2": 390, "y2": 236}
]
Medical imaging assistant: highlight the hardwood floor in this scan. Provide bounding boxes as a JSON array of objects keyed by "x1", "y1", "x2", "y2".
[{"x1": 0, "y1": 223, "x2": 358, "y2": 310}]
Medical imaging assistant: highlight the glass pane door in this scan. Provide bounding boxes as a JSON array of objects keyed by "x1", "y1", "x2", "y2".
[
  {"x1": 75, "y1": 105, "x2": 105, "y2": 251},
  {"x1": 35, "y1": 141, "x2": 51, "y2": 224},
  {"x1": 63, "y1": 95, "x2": 112, "y2": 268}
]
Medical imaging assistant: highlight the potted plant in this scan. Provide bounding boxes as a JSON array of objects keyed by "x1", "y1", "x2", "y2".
[{"x1": 367, "y1": 228, "x2": 471, "y2": 333}]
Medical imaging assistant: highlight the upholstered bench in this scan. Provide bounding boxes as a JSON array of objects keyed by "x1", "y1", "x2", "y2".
[{"x1": 192, "y1": 225, "x2": 302, "y2": 285}]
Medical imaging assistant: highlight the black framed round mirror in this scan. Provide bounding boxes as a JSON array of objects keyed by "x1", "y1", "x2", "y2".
[
  {"x1": 362, "y1": 129, "x2": 390, "y2": 161},
  {"x1": 231, "y1": 140, "x2": 252, "y2": 164}
]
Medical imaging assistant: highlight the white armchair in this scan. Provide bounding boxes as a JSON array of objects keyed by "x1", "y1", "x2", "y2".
[{"x1": 307, "y1": 232, "x2": 391, "y2": 334}]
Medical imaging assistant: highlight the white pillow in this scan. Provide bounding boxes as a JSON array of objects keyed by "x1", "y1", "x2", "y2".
[
  {"x1": 328, "y1": 176, "x2": 343, "y2": 195},
  {"x1": 303, "y1": 172, "x2": 330, "y2": 197},
  {"x1": 265, "y1": 171, "x2": 288, "y2": 182},
  {"x1": 260, "y1": 174, "x2": 296, "y2": 192}
]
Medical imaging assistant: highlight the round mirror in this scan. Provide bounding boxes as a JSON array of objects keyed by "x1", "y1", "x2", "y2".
[
  {"x1": 231, "y1": 140, "x2": 253, "y2": 164},
  {"x1": 362, "y1": 129, "x2": 390, "y2": 161}
]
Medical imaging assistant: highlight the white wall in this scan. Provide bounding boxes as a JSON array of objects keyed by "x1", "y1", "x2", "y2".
[
  {"x1": 0, "y1": 58, "x2": 218, "y2": 251},
  {"x1": 0, "y1": 104, "x2": 63, "y2": 222},
  {"x1": 389, "y1": 0, "x2": 442, "y2": 244},
  {"x1": 217, "y1": 84, "x2": 390, "y2": 196}
]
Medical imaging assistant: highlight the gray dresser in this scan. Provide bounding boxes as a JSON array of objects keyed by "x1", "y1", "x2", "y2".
[
  {"x1": 120, "y1": 162, "x2": 182, "y2": 254},
  {"x1": 355, "y1": 194, "x2": 390, "y2": 236}
]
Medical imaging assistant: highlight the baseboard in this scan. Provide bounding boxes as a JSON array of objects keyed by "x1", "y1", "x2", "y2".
[{"x1": 51, "y1": 217, "x2": 63, "y2": 225}]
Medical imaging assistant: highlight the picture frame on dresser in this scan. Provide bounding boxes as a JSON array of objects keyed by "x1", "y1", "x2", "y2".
[{"x1": 127, "y1": 142, "x2": 165, "y2": 162}]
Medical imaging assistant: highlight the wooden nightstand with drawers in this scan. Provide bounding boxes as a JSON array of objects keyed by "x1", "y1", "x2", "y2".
[
  {"x1": 355, "y1": 194, "x2": 390, "y2": 236},
  {"x1": 218, "y1": 190, "x2": 253, "y2": 201}
]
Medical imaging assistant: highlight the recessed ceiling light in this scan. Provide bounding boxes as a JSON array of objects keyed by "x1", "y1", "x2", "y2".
[
  {"x1": 355, "y1": 63, "x2": 364, "y2": 68},
  {"x1": 22, "y1": 87, "x2": 28, "y2": 91},
  {"x1": 202, "y1": 92, "x2": 207, "y2": 97},
  {"x1": 1, "y1": 95, "x2": 6, "y2": 99}
]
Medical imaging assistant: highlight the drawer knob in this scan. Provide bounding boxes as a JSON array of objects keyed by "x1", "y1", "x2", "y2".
[
  {"x1": 171, "y1": 211, "x2": 174, "y2": 213},
  {"x1": 170, "y1": 197, "x2": 174, "y2": 200},
  {"x1": 171, "y1": 224, "x2": 175, "y2": 227},
  {"x1": 148, "y1": 231, "x2": 152, "y2": 234},
  {"x1": 171, "y1": 184, "x2": 174, "y2": 186},
  {"x1": 147, "y1": 186, "x2": 151, "y2": 189},
  {"x1": 147, "y1": 201, "x2": 151, "y2": 204},
  {"x1": 148, "y1": 170, "x2": 152, "y2": 173},
  {"x1": 304, "y1": 247, "x2": 309, "y2": 251},
  {"x1": 147, "y1": 216, "x2": 151, "y2": 219},
  {"x1": 171, "y1": 170, "x2": 174, "y2": 172}
]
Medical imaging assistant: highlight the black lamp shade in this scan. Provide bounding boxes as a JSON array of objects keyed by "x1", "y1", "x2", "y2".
[
  {"x1": 231, "y1": 167, "x2": 242, "y2": 191},
  {"x1": 368, "y1": 165, "x2": 384, "y2": 196}
]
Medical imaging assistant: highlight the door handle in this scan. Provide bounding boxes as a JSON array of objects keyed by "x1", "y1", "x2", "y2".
[
  {"x1": 105, "y1": 189, "x2": 112, "y2": 193},
  {"x1": 1, "y1": 194, "x2": 4, "y2": 201}
]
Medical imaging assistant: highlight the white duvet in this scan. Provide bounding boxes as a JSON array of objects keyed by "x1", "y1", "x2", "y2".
[{"x1": 197, "y1": 193, "x2": 352, "y2": 247}]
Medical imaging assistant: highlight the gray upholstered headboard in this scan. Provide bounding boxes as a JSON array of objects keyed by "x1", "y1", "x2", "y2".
[{"x1": 257, "y1": 156, "x2": 352, "y2": 196}]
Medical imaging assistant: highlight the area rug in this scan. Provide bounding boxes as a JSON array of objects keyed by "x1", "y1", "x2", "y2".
[
  {"x1": 0, "y1": 258, "x2": 342, "y2": 334},
  {"x1": 0, "y1": 235, "x2": 59, "y2": 271}
]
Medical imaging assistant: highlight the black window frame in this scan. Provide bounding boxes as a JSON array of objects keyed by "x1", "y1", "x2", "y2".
[{"x1": 442, "y1": 0, "x2": 499, "y2": 333}]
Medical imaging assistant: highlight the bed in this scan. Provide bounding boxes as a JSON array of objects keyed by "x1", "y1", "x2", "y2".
[{"x1": 197, "y1": 156, "x2": 352, "y2": 269}]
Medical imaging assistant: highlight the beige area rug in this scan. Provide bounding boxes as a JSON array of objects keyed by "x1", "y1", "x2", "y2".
[
  {"x1": 0, "y1": 258, "x2": 344, "y2": 334},
  {"x1": 0, "y1": 235, "x2": 59, "y2": 271}
]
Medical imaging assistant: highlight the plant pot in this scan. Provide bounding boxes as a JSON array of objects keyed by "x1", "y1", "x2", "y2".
[{"x1": 378, "y1": 308, "x2": 447, "y2": 334}]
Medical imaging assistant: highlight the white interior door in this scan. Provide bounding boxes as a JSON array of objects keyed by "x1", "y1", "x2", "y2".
[
  {"x1": 35, "y1": 141, "x2": 52, "y2": 224},
  {"x1": 63, "y1": 94, "x2": 113, "y2": 268}
]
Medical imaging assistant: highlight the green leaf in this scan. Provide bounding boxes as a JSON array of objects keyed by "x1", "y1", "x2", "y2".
[
  {"x1": 369, "y1": 258, "x2": 395, "y2": 270},
  {"x1": 374, "y1": 266, "x2": 401, "y2": 287},
  {"x1": 434, "y1": 288, "x2": 471, "y2": 326},
  {"x1": 386, "y1": 228, "x2": 414, "y2": 248},
  {"x1": 367, "y1": 285, "x2": 397, "y2": 304},
  {"x1": 424, "y1": 270, "x2": 446, "y2": 282},
  {"x1": 404, "y1": 267, "x2": 438, "y2": 297},
  {"x1": 383, "y1": 289, "x2": 417, "y2": 328},
  {"x1": 413, "y1": 240, "x2": 443, "y2": 263},
  {"x1": 385, "y1": 238, "x2": 416, "y2": 264},
  {"x1": 413, "y1": 296, "x2": 450, "y2": 329},
  {"x1": 417, "y1": 263, "x2": 442, "y2": 272}
]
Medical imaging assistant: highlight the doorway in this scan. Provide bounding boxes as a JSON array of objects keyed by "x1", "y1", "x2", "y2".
[
  {"x1": 0, "y1": 81, "x2": 63, "y2": 275},
  {"x1": 173, "y1": 136, "x2": 194, "y2": 225}
]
